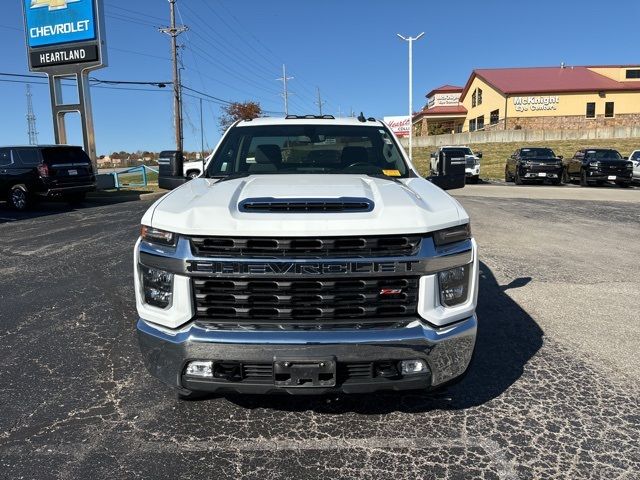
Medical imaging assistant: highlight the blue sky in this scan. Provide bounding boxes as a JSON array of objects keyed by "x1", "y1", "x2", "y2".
[{"x1": 1, "y1": 0, "x2": 639, "y2": 155}]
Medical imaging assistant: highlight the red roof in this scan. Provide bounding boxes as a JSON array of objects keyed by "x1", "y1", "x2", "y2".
[
  {"x1": 426, "y1": 84, "x2": 463, "y2": 98},
  {"x1": 414, "y1": 105, "x2": 467, "y2": 121},
  {"x1": 460, "y1": 66, "x2": 640, "y2": 101}
]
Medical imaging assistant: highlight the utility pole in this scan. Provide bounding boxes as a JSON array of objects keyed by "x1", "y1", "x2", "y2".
[
  {"x1": 315, "y1": 87, "x2": 326, "y2": 116},
  {"x1": 199, "y1": 97, "x2": 204, "y2": 160},
  {"x1": 397, "y1": 32, "x2": 424, "y2": 160},
  {"x1": 160, "y1": 0, "x2": 188, "y2": 152},
  {"x1": 277, "y1": 64, "x2": 294, "y2": 115},
  {"x1": 26, "y1": 84, "x2": 38, "y2": 146}
]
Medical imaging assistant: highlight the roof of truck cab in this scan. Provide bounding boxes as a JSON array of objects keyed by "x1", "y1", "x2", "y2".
[{"x1": 235, "y1": 117, "x2": 385, "y2": 127}]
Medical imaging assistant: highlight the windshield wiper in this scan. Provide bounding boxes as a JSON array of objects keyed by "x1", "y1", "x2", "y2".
[{"x1": 210, "y1": 172, "x2": 252, "y2": 183}]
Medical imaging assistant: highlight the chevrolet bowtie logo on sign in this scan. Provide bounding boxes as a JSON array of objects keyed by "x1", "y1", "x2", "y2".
[{"x1": 31, "y1": 0, "x2": 80, "y2": 11}]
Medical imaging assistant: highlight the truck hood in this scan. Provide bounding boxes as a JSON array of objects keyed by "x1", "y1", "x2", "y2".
[{"x1": 145, "y1": 174, "x2": 468, "y2": 237}]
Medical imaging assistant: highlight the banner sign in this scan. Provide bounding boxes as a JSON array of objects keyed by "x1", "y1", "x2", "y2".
[
  {"x1": 24, "y1": 0, "x2": 96, "y2": 48},
  {"x1": 384, "y1": 116, "x2": 411, "y2": 138}
]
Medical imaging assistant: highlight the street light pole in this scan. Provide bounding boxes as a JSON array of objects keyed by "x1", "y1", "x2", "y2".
[{"x1": 397, "y1": 32, "x2": 424, "y2": 161}]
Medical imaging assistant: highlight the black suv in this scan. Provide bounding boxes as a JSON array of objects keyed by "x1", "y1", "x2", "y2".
[
  {"x1": 564, "y1": 149, "x2": 632, "y2": 187},
  {"x1": 505, "y1": 147, "x2": 563, "y2": 185},
  {"x1": 0, "y1": 145, "x2": 96, "y2": 210}
]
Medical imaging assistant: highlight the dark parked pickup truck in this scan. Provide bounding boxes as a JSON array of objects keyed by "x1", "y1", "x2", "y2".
[
  {"x1": 0, "y1": 145, "x2": 96, "y2": 210},
  {"x1": 505, "y1": 147, "x2": 563, "y2": 185},
  {"x1": 564, "y1": 149, "x2": 633, "y2": 188}
]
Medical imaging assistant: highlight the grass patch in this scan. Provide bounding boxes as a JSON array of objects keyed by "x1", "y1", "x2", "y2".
[{"x1": 413, "y1": 138, "x2": 640, "y2": 179}]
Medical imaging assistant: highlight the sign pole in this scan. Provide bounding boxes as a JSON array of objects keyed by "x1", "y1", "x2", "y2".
[{"x1": 23, "y1": 0, "x2": 108, "y2": 172}]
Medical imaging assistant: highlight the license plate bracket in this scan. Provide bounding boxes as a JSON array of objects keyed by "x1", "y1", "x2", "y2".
[
  {"x1": 608, "y1": 175, "x2": 616, "y2": 180},
  {"x1": 273, "y1": 357, "x2": 336, "y2": 388},
  {"x1": 68, "y1": 169, "x2": 78, "y2": 176}
]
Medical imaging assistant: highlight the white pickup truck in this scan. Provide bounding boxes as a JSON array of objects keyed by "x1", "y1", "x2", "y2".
[
  {"x1": 183, "y1": 158, "x2": 207, "y2": 179},
  {"x1": 135, "y1": 116, "x2": 478, "y2": 398}
]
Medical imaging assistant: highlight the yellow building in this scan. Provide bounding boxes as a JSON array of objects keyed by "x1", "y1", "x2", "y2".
[{"x1": 415, "y1": 65, "x2": 640, "y2": 135}]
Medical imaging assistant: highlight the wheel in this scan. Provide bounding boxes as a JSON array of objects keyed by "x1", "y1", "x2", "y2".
[
  {"x1": 504, "y1": 167, "x2": 512, "y2": 183},
  {"x1": 551, "y1": 178, "x2": 562, "y2": 186},
  {"x1": 468, "y1": 175, "x2": 479, "y2": 184},
  {"x1": 8, "y1": 184, "x2": 31, "y2": 211},
  {"x1": 615, "y1": 181, "x2": 630, "y2": 188},
  {"x1": 514, "y1": 169, "x2": 523, "y2": 185},
  {"x1": 561, "y1": 168, "x2": 570, "y2": 184},
  {"x1": 579, "y1": 169, "x2": 590, "y2": 187},
  {"x1": 186, "y1": 171, "x2": 200, "y2": 180},
  {"x1": 64, "y1": 192, "x2": 87, "y2": 205}
]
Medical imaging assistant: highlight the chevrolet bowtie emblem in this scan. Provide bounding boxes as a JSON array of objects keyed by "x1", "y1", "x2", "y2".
[{"x1": 31, "y1": 0, "x2": 80, "y2": 11}]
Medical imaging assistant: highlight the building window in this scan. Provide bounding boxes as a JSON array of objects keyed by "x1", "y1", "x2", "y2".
[
  {"x1": 471, "y1": 88, "x2": 483, "y2": 108},
  {"x1": 490, "y1": 109, "x2": 499, "y2": 125},
  {"x1": 586, "y1": 102, "x2": 596, "y2": 118},
  {"x1": 476, "y1": 115, "x2": 485, "y2": 130},
  {"x1": 605, "y1": 102, "x2": 615, "y2": 118},
  {"x1": 477, "y1": 88, "x2": 483, "y2": 106},
  {"x1": 469, "y1": 119, "x2": 477, "y2": 132},
  {"x1": 472, "y1": 91, "x2": 477, "y2": 108},
  {"x1": 626, "y1": 69, "x2": 640, "y2": 79}
]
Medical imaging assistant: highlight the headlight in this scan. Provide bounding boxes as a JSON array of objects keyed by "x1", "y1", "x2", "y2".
[
  {"x1": 433, "y1": 223, "x2": 471, "y2": 246},
  {"x1": 141, "y1": 225, "x2": 176, "y2": 246},
  {"x1": 626, "y1": 163, "x2": 633, "y2": 170},
  {"x1": 140, "y1": 265, "x2": 174, "y2": 309},
  {"x1": 589, "y1": 161, "x2": 601, "y2": 168},
  {"x1": 438, "y1": 265, "x2": 471, "y2": 307}
]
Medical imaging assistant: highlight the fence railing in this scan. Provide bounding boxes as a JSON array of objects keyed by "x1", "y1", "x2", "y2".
[{"x1": 111, "y1": 165, "x2": 159, "y2": 189}]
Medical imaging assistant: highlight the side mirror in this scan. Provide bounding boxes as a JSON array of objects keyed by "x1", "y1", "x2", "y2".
[
  {"x1": 476, "y1": 152, "x2": 483, "y2": 159},
  {"x1": 558, "y1": 155, "x2": 564, "y2": 160},
  {"x1": 158, "y1": 150, "x2": 187, "y2": 190},
  {"x1": 623, "y1": 156, "x2": 629, "y2": 160},
  {"x1": 430, "y1": 153, "x2": 436, "y2": 159}
]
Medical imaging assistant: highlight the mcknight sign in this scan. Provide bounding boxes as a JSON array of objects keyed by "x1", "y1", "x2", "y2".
[{"x1": 24, "y1": 0, "x2": 96, "y2": 48}]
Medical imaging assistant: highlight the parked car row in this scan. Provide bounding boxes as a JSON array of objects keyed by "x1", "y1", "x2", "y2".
[{"x1": 505, "y1": 147, "x2": 637, "y2": 188}]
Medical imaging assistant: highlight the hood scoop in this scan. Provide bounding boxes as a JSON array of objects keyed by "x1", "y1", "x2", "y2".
[{"x1": 238, "y1": 197, "x2": 374, "y2": 213}]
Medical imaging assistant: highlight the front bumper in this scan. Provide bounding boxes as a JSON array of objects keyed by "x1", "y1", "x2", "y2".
[
  {"x1": 587, "y1": 170, "x2": 632, "y2": 182},
  {"x1": 519, "y1": 166, "x2": 562, "y2": 179},
  {"x1": 137, "y1": 315, "x2": 477, "y2": 395}
]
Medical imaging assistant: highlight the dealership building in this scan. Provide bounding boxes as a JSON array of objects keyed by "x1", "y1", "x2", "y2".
[{"x1": 414, "y1": 65, "x2": 640, "y2": 135}]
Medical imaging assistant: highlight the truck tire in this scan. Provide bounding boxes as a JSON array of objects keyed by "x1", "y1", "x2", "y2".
[
  {"x1": 580, "y1": 169, "x2": 590, "y2": 187},
  {"x1": 515, "y1": 169, "x2": 523, "y2": 185},
  {"x1": 8, "y1": 184, "x2": 31, "y2": 211},
  {"x1": 504, "y1": 167, "x2": 511, "y2": 183},
  {"x1": 186, "y1": 171, "x2": 200, "y2": 180},
  {"x1": 561, "y1": 169, "x2": 570, "y2": 184}
]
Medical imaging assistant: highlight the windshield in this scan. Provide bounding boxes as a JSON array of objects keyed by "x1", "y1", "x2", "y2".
[
  {"x1": 631, "y1": 151, "x2": 640, "y2": 161},
  {"x1": 585, "y1": 150, "x2": 622, "y2": 161},
  {"x1": 207, "y1": 125, "x2": 410, "y2": 177},
  {"x1": 520, "y1": 148, "x2": 556, "y2": 158},
  {"x1": 443, "y1": 148, "x2": 473, "y2": 158}
]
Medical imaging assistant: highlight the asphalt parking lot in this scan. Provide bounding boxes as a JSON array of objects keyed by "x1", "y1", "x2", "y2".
[{"x1": 0, "y1": 185, "x2": 639, "y2": 480}]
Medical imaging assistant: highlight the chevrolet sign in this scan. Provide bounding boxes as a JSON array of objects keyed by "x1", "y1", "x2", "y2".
[{"x1": 24, "y1": 0, "x2": 96, "y2": 48}]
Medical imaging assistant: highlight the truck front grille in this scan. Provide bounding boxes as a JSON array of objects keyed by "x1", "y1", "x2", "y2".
[
  {"x1": 193, "y1": 277, "x2": 419, "y2": 324},
  {"x1": 190, "y1": 235, "x2": 422, "y2": 258}
]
